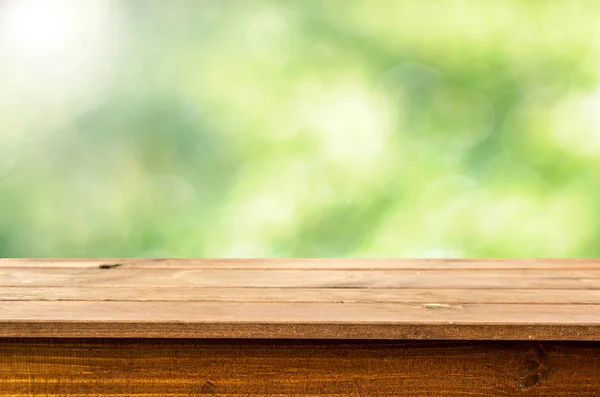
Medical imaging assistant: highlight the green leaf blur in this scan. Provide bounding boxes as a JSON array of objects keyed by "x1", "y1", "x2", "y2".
[{"x1": 0, "y1": 0, "x2": 598, "y2": 257}]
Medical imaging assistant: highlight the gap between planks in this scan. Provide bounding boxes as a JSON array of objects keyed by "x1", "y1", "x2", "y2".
[{"x1": 1, "y1": 287, "x2": 600, "y2": 304}]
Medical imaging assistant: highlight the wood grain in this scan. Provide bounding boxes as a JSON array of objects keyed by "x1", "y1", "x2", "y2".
[
  {"x1": 1, "y1": 339, "x2": 600, "y2": 396},
  {"x1": 1, "y1": 302, "x2": 600, "y2": 339},
  {"x1": 3, "y1": 286, "x2": 600, "y2": 304},
  {"x1": 3, "y1": 260, "x2": 600, "y2": 395},
  {"x1": 2, "y1": 258, "x2": 600, "y2": 269},
  {"x1": 2, "y1": 259, "x2": 600, "y2": 339},
  {"x1": 2, "y1": 268, "x2": 600, "y2": 288}
]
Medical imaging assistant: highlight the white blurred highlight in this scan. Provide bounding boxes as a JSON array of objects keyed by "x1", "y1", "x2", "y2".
[
  {"x1": 0, "y1": 0, "x2": 122, "y2": 176},
  {"x1": 0, "y1": 0, "x2": 120, "y2": 115},
  {"x1": 292, "y1": 80, "x2": 395, "y2": 173},
  {"x1": 1, "y1": 0, "x2": 80, "y2": 60}
]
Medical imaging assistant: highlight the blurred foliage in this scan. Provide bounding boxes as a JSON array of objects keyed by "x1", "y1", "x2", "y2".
[{"x1": 1, "y1": 0, "x2": 600, "y2": 257}]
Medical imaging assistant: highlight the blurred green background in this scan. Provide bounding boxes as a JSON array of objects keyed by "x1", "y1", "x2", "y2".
[{"x1": 0, "y1": 0, "x2": 599, "y2": 257}]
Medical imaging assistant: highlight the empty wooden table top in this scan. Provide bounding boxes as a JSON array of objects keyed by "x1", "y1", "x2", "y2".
[{"x1": 1, "y1": 258, "x2": 599, "y2": 340}]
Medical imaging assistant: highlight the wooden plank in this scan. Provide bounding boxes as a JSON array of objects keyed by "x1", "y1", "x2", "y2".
[
  {"x1": 1, "y1": 339, "x2": 600, "y2": 396},
  {"x1": 4, "y1": 321, "x2": 600, "y2": 340},
  {"x1": 2, "y1": 259, "x2": 600, "y2": 340},
  {"x1": 2, "y1": 268, "x2": 600, "y2": 289},
  {"x1": 2, "y1": 258, "x2": 600, "y2": 269},
  {"x1": 2, "y1": 286, "x2": 600, "y2": 304},
  {"x1": 1, "y1": 301, "x2": 600, "y2": 339}
]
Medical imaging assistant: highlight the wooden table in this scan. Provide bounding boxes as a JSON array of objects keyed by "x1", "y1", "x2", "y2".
[{"x1": 1, "y1": 259, "x2": 599, "y2": 396}]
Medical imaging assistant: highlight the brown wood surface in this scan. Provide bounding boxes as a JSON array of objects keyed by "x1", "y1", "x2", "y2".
[
  {"x1": 1, "y1": 339, "x2": 600, "y2": 396},
  {"x1": 4, "y1": 286, "x2": 600, "y2": 304},
  {"x1": 1, "y1": 259, "x2": 600, "y2": 340},
  {"x1": 3, "y1": 258, "x2": 600, "y2": 269}
]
